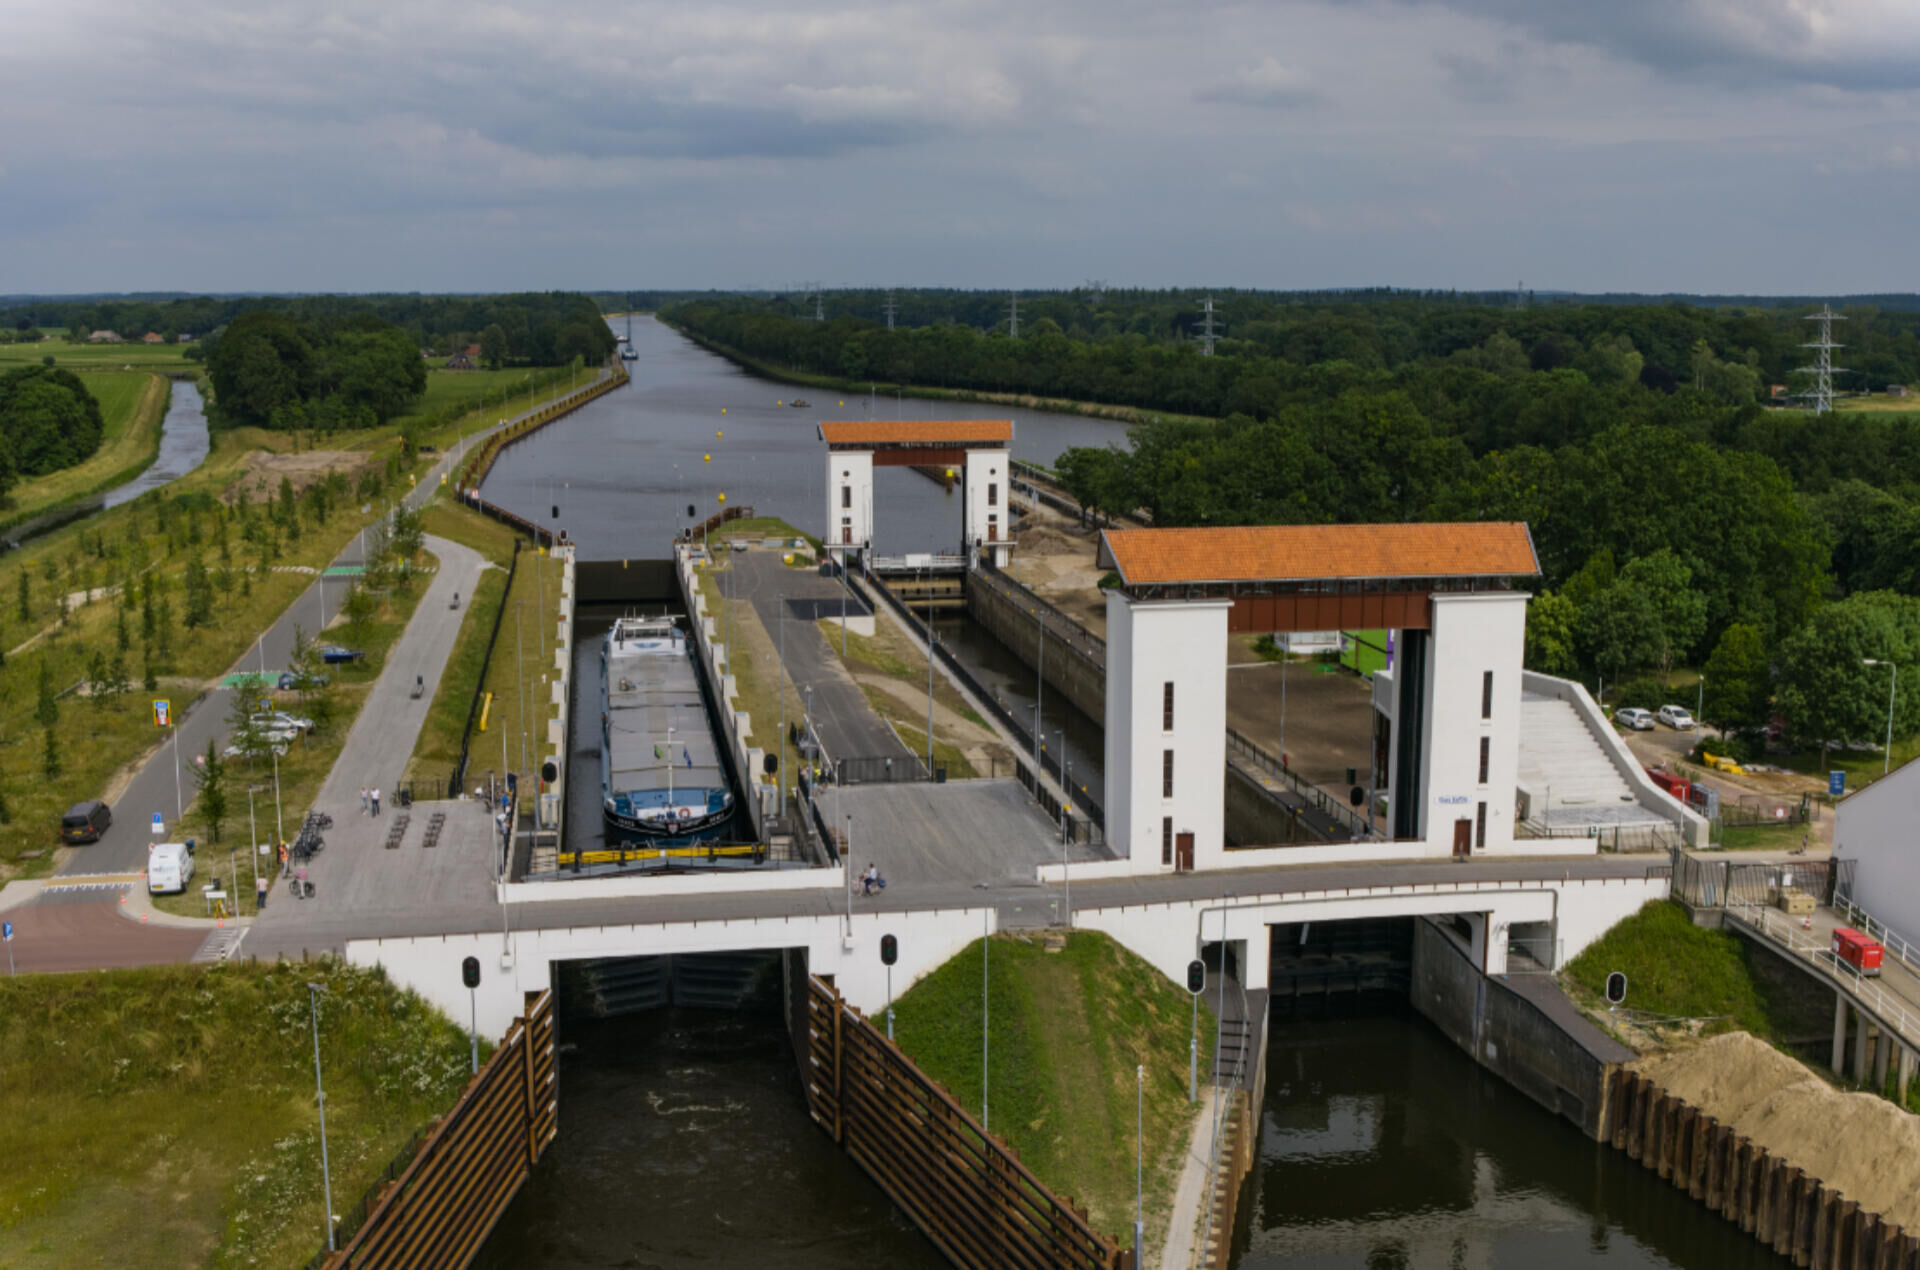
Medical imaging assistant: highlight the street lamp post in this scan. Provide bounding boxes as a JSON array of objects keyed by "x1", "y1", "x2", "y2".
[
  {"x1": 778, "y1": 592, "x2": 787, "y2": 820},
  {"x1": 1134, "y1": 1064, "x2": 1145, "y2": 1266},
  {"x1": 307, "y1": 982, "x2": 335, "y2": 1252},
  {"x1": 1865, "y1": 659, "x2": 1899, "y2": 774},
  {"x1": 247, "y1": 784, "x2": 266, "y2": 901},
  {"x1": 926, "y1": 590, "x2": 936, "y2": 779},
  {"x1": 981, "y1": 890, "x2": 991, "y2": 1133}
]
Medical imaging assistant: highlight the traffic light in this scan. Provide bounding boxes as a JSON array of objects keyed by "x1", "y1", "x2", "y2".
[
  {"x1": 1605, "y1": 972, "x2": 1627, "y2": 1005},
  {"x1": 880, "y1": 934, "x2": 898, "y2": 966},
  {"x1": 462, "y1": 955, "x2": 481, "y2": 990},
  {"x1": 1186, "y1": 959, "x2": 1205, "y2": 994}
]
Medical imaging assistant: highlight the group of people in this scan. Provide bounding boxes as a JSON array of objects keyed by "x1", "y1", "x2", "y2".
[
  {"x1": 861, "y1": 862, "x2": 885, "y2": 895},
  {"x1": 359, "y1": 786, "x2": 384, "y2": 815}
]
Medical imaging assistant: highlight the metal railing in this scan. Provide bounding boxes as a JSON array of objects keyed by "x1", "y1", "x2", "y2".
[
  {"x1": 1830, "y1": 891, "x2": 1920, "y2": 979},
  {"x1": 971, "y1": 560, "x2": 1108, "y2": 662},
  {"x1": 1224, "y1": 726, "x2": 1375, "y2": 840},
  {"x1": 834, "y1": 754, "x2": 936, "y2": 785},
  {"x1": 1725, "y1": 899, "x2": 1920, "y2": 1048},
  {"x1": 1518, "y1": 819, "x2": 1681, "y2": 854},
  {"x1": 450, "y1": 545, "x2": 519, "y2": 795}
]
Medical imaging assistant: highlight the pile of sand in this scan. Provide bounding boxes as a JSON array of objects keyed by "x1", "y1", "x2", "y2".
[
  {"x1": 226, "y1": 450, "x2": 378, "y2": 500},
  {"x1": 1632, "y1": 1033, "x2": 1920, "y2": 1229}
]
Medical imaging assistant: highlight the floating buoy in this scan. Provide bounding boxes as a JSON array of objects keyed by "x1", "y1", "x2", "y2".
[
  {"x1": 721, "y1": 408, "x2": 726, "y2": 414},
  {"x1": 717, "y1": 430, "x2": 724, "y2": 439},
  {"x1": 704, "y1": 454, "x2": 710, "y2": 462},
  {"x1": 718, "y1": 493, "x2": 726, "y2": 503}
]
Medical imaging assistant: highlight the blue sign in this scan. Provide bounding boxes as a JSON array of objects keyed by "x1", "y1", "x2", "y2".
[
  {"x1": 1829, "y1": 770, "x2": 1846, "y2": 797},
  {"x1": 3, "y1": 921, "x2": 12, "y2": 941},
  {"x1": 151, "y1": 812, "x2": 165, "y2": 837}
]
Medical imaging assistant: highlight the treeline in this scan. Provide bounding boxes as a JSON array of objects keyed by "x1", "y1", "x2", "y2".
[
  {"x1": 0, "y1": 293, "x2": 614, "y2": 366},
  {"x1": 664, "y1": 292, "x2": 1920, "y2": 393},
  {"x1": 0, "y1": 366, "x2": 106, "y2": 496},
  {"x1": 204, "y1": 313, "x2": 427, "y2": 432}
]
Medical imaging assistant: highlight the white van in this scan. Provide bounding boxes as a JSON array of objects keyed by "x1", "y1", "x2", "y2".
[{"x1": 147, "y1": 842, "x2": 195, "y2": 894}]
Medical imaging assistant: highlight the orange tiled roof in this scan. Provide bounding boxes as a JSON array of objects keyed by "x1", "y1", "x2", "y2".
[
  {"x1": 819, "y1": 420, "x2": 1012, "y2": 447},
  {"x1": 1102, "y1": 523, "x2": 1539, "y2": 585}
]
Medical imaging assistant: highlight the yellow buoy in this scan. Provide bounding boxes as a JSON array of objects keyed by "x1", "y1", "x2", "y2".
[
  {"x1": 717, "y1": 430, "x2": 724, "y2": 439},
  {"x1": 776, "y1": 401, "x2": 783, "y2": 407},
  {"x1": 718, "y1": 492, "x2": 726, "y2": 503},
  {"x1": 704, "y1": 453, "x2": 711, "y2": 462},
  {"x1": 721, "y1": 408, "x2": 726, "y2": 414}
]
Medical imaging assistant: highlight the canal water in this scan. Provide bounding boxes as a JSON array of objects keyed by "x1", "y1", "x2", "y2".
[
  {"x1": 472, "y1": 1006, "x2": 944, "y2": 1270},
  {"x1": 1235, "y1": 1003, "x2": 1787, "y2": 1269},
  {"x1": 480, "y1": 314, "x2": 1133, "y2": 560}
]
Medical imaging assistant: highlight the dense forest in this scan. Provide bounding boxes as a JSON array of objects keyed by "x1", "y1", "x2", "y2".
[
  {"x1": 202, "y1": 312, "x2": 429, "y2": 432},
  {"x1": 665, "y1": 292, "x2": 1920, "y2": 756},
  {"x1": 0, "y1": 365, "x2": 105, "y2": 495},
  {"x1": 0, "y1": 292, "x2": 615, "y2": 366}
]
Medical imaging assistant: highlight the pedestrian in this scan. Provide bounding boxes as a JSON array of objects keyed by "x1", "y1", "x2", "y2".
[
  {"x1": 255, "y1": 872, "x2": 269, "y2": 911},
  {"x1": 278, "y1": 842, "x2": 290, "y2": 877},
  {"x1": 862, "y1": 862, "x2": 879, "y2": 895},
  {"x1": 371, "y1": 786, "x2": 381, "y2": 816},
  {"x1": 360, "y1": 786, "x2": 370, "y2": 815}
]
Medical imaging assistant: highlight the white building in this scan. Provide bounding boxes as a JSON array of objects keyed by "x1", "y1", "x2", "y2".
[
  {"x1": 1833, "y1": 759, "x2": 1920, "y2": 941},
  {"x1": 1095, "y1": 521, "x2": 1554, "y2": 872},
  {"x1": 819, "y1": 420, "x2": 1014, "y2": 567}
]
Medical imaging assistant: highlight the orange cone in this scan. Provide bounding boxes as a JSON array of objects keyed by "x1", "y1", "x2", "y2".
[{"x1": 1802, "y1": 914, "x2": 1812, "y2": 931}]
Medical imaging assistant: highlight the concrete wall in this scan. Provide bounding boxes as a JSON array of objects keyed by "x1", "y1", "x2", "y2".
[
  {"x1": 1106, "y1": 594, "x2": 1229, "y2": 871},
  {"x1": 962, "y1": 447, "x2": 1012, "y2": 567},
  {"x1": 677, "y1": 545, "x2": 770, "y2": 839},
  {"x1": 1522, "y1": 670, "x2": 1709, "y2": 846},
  {"x1": 1419, "y1": 593, "x2": 1527, "y2": 853},
  {"x1": 825, "y1": 450, "x2": 874, "y2": 557},
  {"x1": 347, "y1": 904, "x2": 992, "y2": 1041},
  {"x1": 963, "y1": 569, "x2": 1106, "y2": 724},
  {"x1": 1224, "y1": 764, "x2": 1303, "y2": 847},
  {"x1": 1410, "y1": 917, "x2": 1619, "y2": 1139},
  {"x1": 1833, "y1": 761, "x2": 1920, "y2": 944}
]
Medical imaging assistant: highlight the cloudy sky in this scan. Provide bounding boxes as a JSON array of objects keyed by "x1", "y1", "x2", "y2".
[{"x1": 4, "y1": 0, "x2": 1919, "y2": 294}]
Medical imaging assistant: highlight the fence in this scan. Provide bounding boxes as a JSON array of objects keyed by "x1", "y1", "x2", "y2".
[
  {"x1": 836, "y1": 754, "x2": 938, "y2": 785},
  {"x1": 851, "y1": 564, "x2": 1106, "y2": 828},
  {"x1": 311, "y1": 990, "x2": 557, "y2": 1269},
  {"x1": 450, "y1": 544, "x2": 520, "y2": 796},
  {"x1": 803, "y1": 976, "x2": 1132, "y2": 1270},
  {"x1": 1603, "y1": 1068, "x2": 1920, "y2": 1270},
  {"x1": 1224, "y1": 727, "x2": 1372, "y2": 840},
  {"x1": 971, "y1": 561, "x2": 1109, "y2": 663}
]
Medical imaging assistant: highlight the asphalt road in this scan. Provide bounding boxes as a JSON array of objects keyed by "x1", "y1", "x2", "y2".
[
  {"x1": 0, "y1": 887, "x2": 209, "y2": 971},
  {"x1": 728, "y1": 550, "x2": 911, "y2": 764},
  {"x1": 61, "y1": 409, "x2": 548, "y2": 877}
]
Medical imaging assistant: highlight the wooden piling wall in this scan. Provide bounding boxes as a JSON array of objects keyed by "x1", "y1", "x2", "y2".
[{"x1": 1603, "y1": 1068, "x2": 1920, "y2": 1270}]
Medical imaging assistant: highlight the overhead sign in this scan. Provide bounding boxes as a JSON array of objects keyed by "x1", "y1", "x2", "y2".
[{"x1": 153, "y1": 699, "x2": 171, "y2": 728}]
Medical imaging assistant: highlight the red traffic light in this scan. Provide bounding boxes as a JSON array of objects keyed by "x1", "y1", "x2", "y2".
[{"x1": 880, "y1": 934, "x2": 898, "y2": 966}]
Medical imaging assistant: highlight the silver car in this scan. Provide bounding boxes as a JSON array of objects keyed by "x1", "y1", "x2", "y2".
[
  {"x1": 1658, "y1": 704, "x2": 1696, "y2": 730},
  {"x1": 1616, "y1": 707, "x2": 1655, "y2": 731}
]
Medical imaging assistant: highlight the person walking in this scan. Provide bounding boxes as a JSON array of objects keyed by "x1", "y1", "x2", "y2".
[
  {"x1": 360, "y1": 785, "x2": 370, "y2": 815},
  {"x1": 255, "y1": 872, "x2": 269, "y2": 912},
  {"x1": 371, "y1": 786, "x2": 381, "y2": 816},
  {"x1": 278, "y1": 842, "x2": 290, "y2": 878},
  {"x1": 862, "y1": 862, "x2": 880, "y2": 896}
]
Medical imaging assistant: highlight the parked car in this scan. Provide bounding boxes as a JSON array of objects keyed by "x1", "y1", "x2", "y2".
[
  {"x1": 251, "y1": 711, "x2": 314, "y2": 735},
  {"x1": 60, "y1": 799, "x2": 112, "y2": 844},
  {"x1": 318, "y1": 645, "x2": 364, "y2": 665},
  {"x1": 1657, "y1": 704, "x2": 1696, "y2": 730},
  {"x1": 223, "y1": 736, "x2": 289, "y2": 760},
  {"x1": 278, "y1": 670, "x2": 331, "y2": 691},
  {"x1": 1616, "y1": 707, "x2": 1656, "y2": 731},
  {"x1": 147, "y1": 841, "x2": 195, "y2": 894}
]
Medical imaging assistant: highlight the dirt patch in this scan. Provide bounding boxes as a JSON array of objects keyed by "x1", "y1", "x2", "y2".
[
  {"x1": 1632, "y1": 1032, "x2": 1920, "y2": 1229},
  {"x1": 226, "y1": 450, "x2": 378, "y2": 501},
  {"x1": 1007, "y1": 504, "x2": 1109, "y2": 637}
]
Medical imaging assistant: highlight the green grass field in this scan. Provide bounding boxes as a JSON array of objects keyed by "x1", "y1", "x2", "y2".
[
  {"x1": 891, "y1": 931, "x2": 1211, "y2": 1255},
  {"x1": 0, "y1": 960, "x2": 474, "y2": 1269},
  {"x1": 0, "y1": 373, "x2": 171, "y2": 529},
  {"x1": 0, "y1": 338, "x2": 195, "y2": 370}
]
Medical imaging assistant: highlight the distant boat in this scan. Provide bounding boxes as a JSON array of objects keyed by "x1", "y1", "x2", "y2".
[
  {"x1": 789, "y1": 398, "x2": 810, "y2": 408},
  {"x1": 620, "y1": 347, "x2": 638, "y2": 361}
]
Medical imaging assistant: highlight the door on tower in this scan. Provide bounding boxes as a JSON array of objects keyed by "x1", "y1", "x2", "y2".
[
  {"x1": 1452, "y1": 818, "x2": 1472, "y2": 860},
  {"x1": 1175, "y1": 832, "x2": 1195, "y2": 872}
]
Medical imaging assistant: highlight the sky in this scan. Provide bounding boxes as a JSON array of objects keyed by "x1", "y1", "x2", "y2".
[{"x1": 4, "y1": 0, "x2": 1920, "y2": 295}]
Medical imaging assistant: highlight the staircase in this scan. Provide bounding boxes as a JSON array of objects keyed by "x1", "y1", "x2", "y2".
[
  {"x1": 1211, "y1": 1017, "x2": 1252, "y2": 1084},
  {"x1": 1519, "y1": 693, "x2": 1649, "y2": 827}
]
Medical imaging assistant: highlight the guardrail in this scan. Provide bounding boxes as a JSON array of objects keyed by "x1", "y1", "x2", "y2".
[
  {"x1": 450, "y1": 544, "x2": 520, "y2": 796},
  {"x1": 1224, "y1": 726, "x2": 1374, "y2": 840},
  {"x1": 1725, "y1": 900, "x2": 1920, "y2": 1047}
]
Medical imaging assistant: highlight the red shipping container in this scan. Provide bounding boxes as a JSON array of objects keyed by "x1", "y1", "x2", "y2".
[{"x1": 1832, "y1": 927, "x2": 1884, "y2": 977}]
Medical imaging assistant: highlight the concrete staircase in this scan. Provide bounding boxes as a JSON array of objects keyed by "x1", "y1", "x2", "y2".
[{"x1": 1519, "y1": 693, "x2": 1648, "y2": 823}]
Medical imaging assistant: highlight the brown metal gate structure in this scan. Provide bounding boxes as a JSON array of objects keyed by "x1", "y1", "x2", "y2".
[
  {"x1": 316, "y1": 989, "x2": 558, "y2": 1270},
  {"x1": 803, "y1": 976, "x2": 1132, "y2": 1270}
]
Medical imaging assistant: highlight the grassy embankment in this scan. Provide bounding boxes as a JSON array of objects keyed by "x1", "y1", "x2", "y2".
[
  {"x1": 0, "y1": 368, "x2": 594, "y2": 880},
  {"x1": 0, "y1": 960, "x2": 476, "y2": 1269},
  {"x1": 1563, "y1": 900, "x2": 1834, "y2": 1040},
  {"x1": 660, "y1": 318, "x2": 1215, "y2": 429},
  {"x1": 0, "y1": 338, "x2": 196, "y2": 370},
  {"x1": 892, "y1": 931, "x2": 1212, "y2": 1260},
  {"x1": 692, "y1": 539, "x2": 803, "y2": 791},
  {"x1": 405, "y1": 500, "x2": 564, "y2": 787},
  {"x1": 0, "y1": 373, "x2": 174, "y2": 533},
  {"x1": 148, "y1": 550, "x2": 438, "y2": 918},
  {"x1": 814, "y1": 614, "x2": 1010, "y2": 781}
]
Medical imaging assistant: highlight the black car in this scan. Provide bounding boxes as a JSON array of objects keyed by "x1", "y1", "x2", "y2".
[
  {"x1": 278, "y1": 670, "x2": 331, "y2": 691},
  {"x1": 61, "y1": 800, "x2": 112, "y2": 844}
]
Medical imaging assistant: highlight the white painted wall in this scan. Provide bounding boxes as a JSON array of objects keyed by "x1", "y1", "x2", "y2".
[
  {"x1": 1834, "y1": 762, "x2": 1920, "y2": 944},
  {"x1": 1419, "y1": 593, "x2": 1528, "y2": 854},
  {"x1": 824, "y1": 451, "x2": 874, "y2": 558},
  {"x1": 1104, "y1": 594, "x2": 1229, "y2": 872},
  {"x1": 1521, "y1": 671, "x2": 1710, "y2": 846},
  {"x1": 962, "y1": 447, "x2": 1012, "y2": 567},
  {"x1": 347, "y1": 905, "x2": 993, "y2": 1040}
]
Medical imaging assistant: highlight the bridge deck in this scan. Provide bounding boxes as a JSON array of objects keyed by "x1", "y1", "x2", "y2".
[{"x1": 1728, "y1": 899, "x2": 1920, "y2": 1054}]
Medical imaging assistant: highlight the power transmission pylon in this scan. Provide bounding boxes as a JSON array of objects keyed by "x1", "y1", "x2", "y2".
[
  {"x1": 1797, "y1": 304, "x2": 1848, "y2": 415},
  {"x1": 812, "y1": 283, "x2": 825, "y2": 323},
  {"x1": 882, "y1": 291, "x2": 898, "y2": 331},
  {"x1": 1195, "y1": 297, "x2": 1222, "y2": 356},
  {"x1": 1007, "y1": 293, "x2": 1020, "y2": 339}
]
